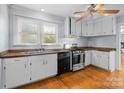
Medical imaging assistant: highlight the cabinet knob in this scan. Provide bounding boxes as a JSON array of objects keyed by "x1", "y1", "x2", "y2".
[{"x1": 30, "y1": 63, "x2": 32, "y2": 66}]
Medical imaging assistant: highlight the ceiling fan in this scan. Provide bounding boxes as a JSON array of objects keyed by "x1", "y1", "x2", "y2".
[{"x1": 73, "y1": 4, "x2": 120, "y2": 22}]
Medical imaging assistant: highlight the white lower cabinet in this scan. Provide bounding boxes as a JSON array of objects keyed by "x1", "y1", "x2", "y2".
[
  {"x1": 91, "y1": 51, "x2": 115, "y2": 72},
  {"x1": 43, "y1": 54, "x2": 57, "y2": 77},
  {"x1": 29, "y1": 55, "x2": 45, "y2": 82},
  {"x1": 85, "y1": 51, "x2": 92, "y2": 66},
  {"x1": 29, "y1": 54, "x2": 57, "y2": 82},
  {"x1": 2, "y1": 57, "x2": 30, "y2": 88},
  {"x1": 2, "y1": 54, "x2": 57, "y2": 89}
]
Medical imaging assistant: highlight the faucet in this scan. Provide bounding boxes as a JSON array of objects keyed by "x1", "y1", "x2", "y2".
[{"x1": 40, "y1": 45, "x2": 45, "y2": 51}]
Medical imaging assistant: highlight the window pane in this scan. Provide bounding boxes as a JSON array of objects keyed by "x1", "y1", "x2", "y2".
[
  {"x1": 20, "y1": 32, "x2": 37, "y2": 43},
  {"x1": 120, "y1": 25, "x2": 124, "y2": 32},
  {"x1": 43, "y1": 22, "x2": 58, "y2": 44},
  {"x1": 44, "y1": 34, "x2": 56, "y2": 43},
  {"x1": 16, "y1": 17, "x2": 39, "y2": 45},
  {"x1": 22, "y1": 23, "x2": 37, "y2": 33}
]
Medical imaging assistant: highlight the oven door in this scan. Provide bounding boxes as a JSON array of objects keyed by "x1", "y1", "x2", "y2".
[{"x1": 72, "y1": 53, "x2": 81, "y2": 65}]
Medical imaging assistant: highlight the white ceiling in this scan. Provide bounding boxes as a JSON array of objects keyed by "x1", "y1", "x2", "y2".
[{"x1": 17, "y1": 4, "x2": 124, "y2": 17}]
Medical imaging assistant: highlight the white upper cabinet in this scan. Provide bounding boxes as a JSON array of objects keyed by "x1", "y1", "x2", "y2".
[
  {"x1": 70, "y1": 17, "x2": 76, "y2": 35},
  {"x1": 102, "y1": 16, "x2": 115, "y2": 35},
  {"x1": 75, "y1": 20, "x2": 82, "y2": 36},
  {"x1": 81, "y1": 16, "x2": 116, "y2": 36},
  {"x1": 87, "y1": 21, "x2": 94, "y2": 36},
  {"x1": 82, "y1": 21, "x2": 87, "y2": 36},
  {"x1": 94, "y1": 19, "x2": 102, "y2": 36},
  {"x1": 65, "y1": 17, "x2": 82, "y2": 37}
]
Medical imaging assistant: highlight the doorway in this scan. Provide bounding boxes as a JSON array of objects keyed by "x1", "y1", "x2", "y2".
[{"x1": 118, "y1": 23, "x2": 124, "y2": 70}]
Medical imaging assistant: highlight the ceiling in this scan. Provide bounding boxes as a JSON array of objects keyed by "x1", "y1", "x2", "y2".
[{"x1": 17, "y1": 4, "x2": 124, "y2": 17}]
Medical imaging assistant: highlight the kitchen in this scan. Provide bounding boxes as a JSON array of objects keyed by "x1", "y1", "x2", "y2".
[{"x1": 0, "y1": 4, "x2": 123, "y2": 89}]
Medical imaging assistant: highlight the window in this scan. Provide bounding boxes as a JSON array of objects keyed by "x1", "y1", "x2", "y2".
[
  {"x1": 42, "y1": 22, "x2": 58, "y2": 45},
  {"x1": 14, "y1": 17, "x2": 40, "y2": 45},
  {"x1": 14, "y1": 16, "x2": 58, "y2": 46},
  {"x1": 120, "y1": 24, "x2": 124, "y2": 33}
]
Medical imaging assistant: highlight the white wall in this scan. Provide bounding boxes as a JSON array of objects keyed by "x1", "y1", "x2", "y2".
[
  {"x1": 0, "y1": 5, "x2": 9, "y2": 52},
  {"x1": 61, "y1": 37, "x2": 88, "y2": 47},
  {"x1": 88, "y1": 36, "x2": 116, "y2": 48}
]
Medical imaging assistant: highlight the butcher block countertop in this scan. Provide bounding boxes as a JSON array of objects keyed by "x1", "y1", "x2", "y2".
[{"x1": 0, "y1": 47, "x2": 116, "y2": 58}]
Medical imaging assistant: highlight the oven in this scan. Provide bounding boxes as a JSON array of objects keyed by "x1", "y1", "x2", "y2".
[{"x1": 72, "y1": 50, "x2": 85, "y2": 71}]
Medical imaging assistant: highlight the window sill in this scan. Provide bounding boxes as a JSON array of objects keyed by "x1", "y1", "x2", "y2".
[{"x1": 42, "y1": 43, "x2": 59, "y2": 46}]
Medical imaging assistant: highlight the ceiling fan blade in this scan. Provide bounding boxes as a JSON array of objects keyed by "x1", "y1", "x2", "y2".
[
  {"x1": 76, "y1": 10, "x2": 91, "y2": 22},
  {"x1": 97, "y1": 10, "x2": 120, "y2": 14},
  {"x1": 73, "y1": 10, "x2": 85, "y2": 14},
  {"x1": 93, "y1": 4, "x2": 104, "y2": 10}
]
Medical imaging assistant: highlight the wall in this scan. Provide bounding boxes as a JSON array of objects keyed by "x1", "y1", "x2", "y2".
[
  {"x1": 61, "y1": 37, "x2": 88, "y2": 47},
  {"x1": 88, "y1": 36, "x2": 116, "y2": 48},
  {"x1": 0, "y1": 5, "x2": 9, "y2": 52}
]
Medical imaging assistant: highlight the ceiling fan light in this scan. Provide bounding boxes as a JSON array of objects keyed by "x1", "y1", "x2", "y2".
[
  {"x1": 74, "y1": 14, "x2": 82, "y2": 18},
  {"x1": 104, "y1": 14, "x2": 109, "y2": 16}
]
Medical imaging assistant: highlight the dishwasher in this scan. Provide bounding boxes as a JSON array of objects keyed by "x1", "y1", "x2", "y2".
[{"x1": 57, "y1": 52, "x2": 71, "y2": 75}]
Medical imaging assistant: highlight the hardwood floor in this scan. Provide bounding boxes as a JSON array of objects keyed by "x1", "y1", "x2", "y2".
[{"x1": 18, "y1": 54, "x2": 124, "y2": 89}]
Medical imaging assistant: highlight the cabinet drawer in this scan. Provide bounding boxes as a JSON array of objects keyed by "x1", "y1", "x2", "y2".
[{"x1": 3, "y1": 57, "x2": 27, "y2": 65}]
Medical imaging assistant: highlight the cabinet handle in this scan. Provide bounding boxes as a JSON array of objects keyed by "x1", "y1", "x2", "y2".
[
  {"x1": 46, "y1": 61, "x2": 47, "y2": 64},
  {"x1": 43, "y1": 61, "x2": 45, "y2": 65},
  {"x1": 14, "y1": 60, "x2": 20, "y2": 62},
  {"x1": 30, "y1": 63, "x2": 32, "y2": 66},
  {"x1": 24, "y1": 64, "x2": 26, "y2": 68}
]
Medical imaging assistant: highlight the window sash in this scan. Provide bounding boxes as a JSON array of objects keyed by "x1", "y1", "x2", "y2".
[
  {"x1": 14, "y1": 16, "x2": 41, "y2": 45},
  {"x1": 42, "y1": 22, "x2": 58, "y2": 45}
]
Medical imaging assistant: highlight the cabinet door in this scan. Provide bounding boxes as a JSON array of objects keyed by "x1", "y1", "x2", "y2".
[
  {"x1": 75, "y1": 21, "x2": 82, "y2": 36},
  {"x1": 3, "y1": 57, "x2": 29, "y2": 88},
  {"x1": 99, "y1": 52, "x2": 109, "y2": 70},
  {"x1": 82, "y1": 22, "x2": 87, "y2": 36},
  {"x1": 85, "y1": 51, "x2": 91, "y2": 66},
  {"x1": 87, "y1": 21, "x2": 93, "y2": 36},
  {"x1": 44, "y1": 54, "x2": 57, "y2": 77},
  {"x1": 71, "y1": 18, "x2": 76, "y2": 35},
  {"x1": 102, "y1": 16, "x2": 113, "y2": 35},
  {"x1": 94, "y1": 20, "x2": 102, "y2": 36},
  {"x1": 92, "y1": 51, "x2": 97, "y2": 65},
  {"x1": 29, "y1": 56, "x2": 45, "y2": 81}
]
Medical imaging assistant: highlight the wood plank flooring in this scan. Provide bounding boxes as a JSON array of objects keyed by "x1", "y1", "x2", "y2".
[{"x1": 18, "y1": 54, "x2": 124, "y2": 89}]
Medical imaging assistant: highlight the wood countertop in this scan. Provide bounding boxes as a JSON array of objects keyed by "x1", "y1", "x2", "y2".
[{"x1": 0, "y1": 47, "x2": 116, "y2": 58}]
